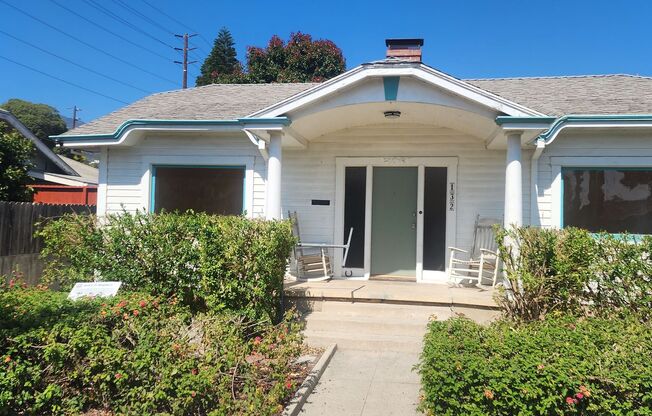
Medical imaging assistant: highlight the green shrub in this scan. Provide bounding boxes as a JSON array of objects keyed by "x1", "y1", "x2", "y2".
[
  {"x1": 495, "y1": 227, "x2": 596, "y2": 321},
  {"x1": 589, "y1": 234, "x2": 652, "y2": 321},
  {"x1": 0, "y1": 285, "x2": 303, "y2": 415},
  {"x1": 496, "y1": 227, "x2": 652, "y2": 322},
  {"x1": 37, "y1": 211, "x2": 296, "y2": 321},
  {"x1": 418, "y1": 315, "x2": 652, "y2": 415}
]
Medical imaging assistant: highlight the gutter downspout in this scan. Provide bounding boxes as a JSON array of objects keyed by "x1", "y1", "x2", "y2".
[{"x1": 530, "y1": 138, "x2": 545, "y2": 226}]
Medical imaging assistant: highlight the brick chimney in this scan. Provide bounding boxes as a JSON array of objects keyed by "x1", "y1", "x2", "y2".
[{"x1": 385, "y1": 38, "x2": 424, "y2": 62}]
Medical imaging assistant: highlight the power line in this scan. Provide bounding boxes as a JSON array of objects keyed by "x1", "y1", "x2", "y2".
[
  {"x1": 0, "y1": 29, "x2": 152, "y2": 94},
  {"x1": 82, "y1": 0, "x2": 176, "y2": 50},
  {"x1": 113, "y1": 0, "x2": 173, "y2": 35},
  {"x1": 0, "y1": 0, "x2": 178, "y2": 86},
  {"x1": 47, "y1": 0, "x2": 172, "y2": 63},
  {"x1": 0, "y1": 55, "x2": 129, "y2": 105},
  {"x1": 139, "y1": 0, "x2": 213, "y2": 48}
]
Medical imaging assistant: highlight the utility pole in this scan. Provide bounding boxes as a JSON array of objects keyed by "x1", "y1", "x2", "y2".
[
  {"x1": 174, "y1": 33, "x2": 197, "y2": 89},
  {"x1": 71, "y1": 105, "x2": 81, "y2": 128}
]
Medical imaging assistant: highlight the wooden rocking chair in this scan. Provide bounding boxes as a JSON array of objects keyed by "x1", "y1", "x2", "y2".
[
  {"x1": 447, "y1": 215, "x2": 502, "y2": 287},
  {"x1": 289, "y1": 211, "x2": 354, "y2": 281}
]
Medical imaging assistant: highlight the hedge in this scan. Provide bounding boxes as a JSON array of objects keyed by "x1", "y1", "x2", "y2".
[
  {"x1": 495, "y1": 227, "x2": 652, "y2": 322},
  {"x1": 0, "y1": 285, "x2": 303, "y2": 415},
  {"x1": 418, "y1": 315, "x2": 652, "y2": 415},
  {"x1": 37, "y1": 211, "x2": 296, "y2": 321}
]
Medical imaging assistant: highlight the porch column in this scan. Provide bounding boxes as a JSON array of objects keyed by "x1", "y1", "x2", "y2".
[
  {"x1": 266, "y1": 131, "x2": 282, "y2": 220},
  {"x1": 504, "y1": 131, "x2": 523, "y2": 228}
]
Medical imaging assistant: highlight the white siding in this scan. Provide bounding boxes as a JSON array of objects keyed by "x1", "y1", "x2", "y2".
[
  {"x1": 536, "y1": 130, "x2": 652, "y2": 228},
  {"x1": 103, "y1": 135, "x2": 267, "y2": 217},
  {"x1": 282, "y1": 124, "x2": 529, "y2": 251},
  {"x1": 102, "y1": 126, "x2": 528, "y2": 252}
]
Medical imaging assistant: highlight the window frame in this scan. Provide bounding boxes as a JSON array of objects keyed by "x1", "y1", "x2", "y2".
[
  {"x1": 141, "y1": 156, "x2": 255, "y2": 217},
  {"x1": 551, "y1": 156, "x2": 652, "y2": 233},
  {"x1": 150, "y1": 164, "x2": 246, "y2": 215}
]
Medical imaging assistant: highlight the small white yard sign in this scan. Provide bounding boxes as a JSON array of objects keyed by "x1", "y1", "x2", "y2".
[{"x1": 68, "y1": 281, "x2": 122, "y2": 301}]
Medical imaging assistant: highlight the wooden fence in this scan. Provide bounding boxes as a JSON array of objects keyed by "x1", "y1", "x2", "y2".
[{"x1": 0, "y1": 201, "x2": 95, "y2": 284}]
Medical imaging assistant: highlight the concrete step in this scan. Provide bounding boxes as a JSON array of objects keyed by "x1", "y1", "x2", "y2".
[
  {"x1": 302, "y1": 313, "x2": 429, "y2": 338},
  {"x1": 303, "y1": 329, "x2": 424, "y2": 353},
  {"x1": 301, "y1": 300, "x2": 454, "y2": 321}
]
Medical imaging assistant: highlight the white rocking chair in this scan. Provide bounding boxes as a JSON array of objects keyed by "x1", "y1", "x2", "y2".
[
  {"x1": 289, "y1": 211, "x2": 354, "y2": 281},
  {"x1": 447, "y1": 215, "x2": 501, "y2": 287}
]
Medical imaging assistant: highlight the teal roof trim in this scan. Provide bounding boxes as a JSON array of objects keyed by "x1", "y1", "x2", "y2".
[
  {"x1": 495, "y1": 116, "x2": 557, "y2": 125},
  {"x1": 539, "y1": 114, "x2": 652, "y2": 143},
  {"x1": 52, "y1": 117, "x2": 292, "y2": 143},
  {"x1": 497, "y1": 114, "x2": 652, "y2": 145}
]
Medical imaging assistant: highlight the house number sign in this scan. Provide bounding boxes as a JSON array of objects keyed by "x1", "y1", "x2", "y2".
[{"x1": 448, "y1": 182, "x2": 455, "y2": 211}]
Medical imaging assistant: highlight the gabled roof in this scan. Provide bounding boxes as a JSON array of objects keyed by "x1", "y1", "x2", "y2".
[{"x1": 55, "y1": 69, "x2": 652, "y2": 139}]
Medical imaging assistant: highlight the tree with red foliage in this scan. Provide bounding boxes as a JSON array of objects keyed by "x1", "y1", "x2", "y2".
[{"x1": 246, "y1": 32, "x2": 346, "y2": 83}]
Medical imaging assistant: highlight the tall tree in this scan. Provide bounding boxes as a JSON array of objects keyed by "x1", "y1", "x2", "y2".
[
  {"x1": 246, "y1": 32, "x2": 346, "y2": 83},
  {"x1": 0, "y1": 131, "x2": 33, "y2": 202},
  {"x1": 0, "y1": 99, "x2": 67, "y2": 143},
  {"x1": 196, "y1": 27, "x2": 241, "y2": 86}
]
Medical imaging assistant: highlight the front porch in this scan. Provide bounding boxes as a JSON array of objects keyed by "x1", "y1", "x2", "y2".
[{"x1": 284, "y1": 278, "x2": 498, "y2": 310}]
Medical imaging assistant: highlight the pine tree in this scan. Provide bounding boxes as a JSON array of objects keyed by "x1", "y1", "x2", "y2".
[{"x1": 196, "y1": 28, "x2": 241, "y2": 86}]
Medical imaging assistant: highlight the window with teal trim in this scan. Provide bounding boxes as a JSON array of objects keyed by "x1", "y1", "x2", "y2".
[
  {"x1": 562, "y1": 168, "x2": 652, "y2": 234},
  {"x1": 153, "y1": 166, "x2": 244, "y2": 215}
]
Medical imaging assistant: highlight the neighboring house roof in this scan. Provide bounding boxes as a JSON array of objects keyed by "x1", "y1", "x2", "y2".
[
  {"x1": 466, "y1": 74, "x2": 652, "y2": 117},
  {"x1": 56, "y1": 156, "x2": 98, "y2": 184},
  {"x1": 0, "y1": 108, "x2": 98, "y2": 185},
  {"x1": 56, "y1": 68, "x2": 652, "y2": 138},
  {"x1": 29, "y1": 155, "x2": 98, "y2": 186},
  {"x1": 0, "y1": 108, "x2": 78, "y2": 175}
]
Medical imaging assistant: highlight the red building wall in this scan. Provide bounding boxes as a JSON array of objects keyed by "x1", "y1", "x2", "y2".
[{"x1": 32, "y1": 185, "x2": 97, "y2": 206}]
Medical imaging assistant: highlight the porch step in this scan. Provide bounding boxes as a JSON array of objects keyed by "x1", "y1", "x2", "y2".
[
  {"x1": 302, "y1": 313, "x2": 431, "y2": 338},
  {"x1": 302, "y1": 329, "x2": 424, "y2": 353},
  {"x1": 314, "y1": 300, "x2": 453, "y2": 320},
  {"x1": 297, "y1": 300, "x2": 448, "y2": 352}
]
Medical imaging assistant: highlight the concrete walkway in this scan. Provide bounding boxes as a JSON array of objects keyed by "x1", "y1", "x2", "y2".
[
  {"x1": 290, "y1": 280, "x2": 499, "y2": 415},
  {"x1": 299, "y1": 349, "x2": 421, "y2": 415}
]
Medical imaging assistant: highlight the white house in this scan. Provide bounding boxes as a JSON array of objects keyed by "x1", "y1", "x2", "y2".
[{"x1": 54, "y1": 39, "x2": 652, "y2": 283}]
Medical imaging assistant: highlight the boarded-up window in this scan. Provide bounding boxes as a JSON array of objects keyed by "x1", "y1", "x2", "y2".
[
  {"x1": 153, "y1": 166, "x2": 244, "y2": 215},
  {"x1": 562, "y1": 168, "x2": 652, "y2": 234}
]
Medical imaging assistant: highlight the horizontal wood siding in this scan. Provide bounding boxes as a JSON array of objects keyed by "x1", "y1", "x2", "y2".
[
  {"x1": 283, "y1": 125, "x2": 529, "y2": 251},
  {"x1": 103, "y1": 135, "x2": 267, "y2": 216},
  {"x1": 536, "y1": 131, "x2": 652, "y2": 228},
  {"x1": 102, "y1": 126, "x2": 526, "y2": 251}
]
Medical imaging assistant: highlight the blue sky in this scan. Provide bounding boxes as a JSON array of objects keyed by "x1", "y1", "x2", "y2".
[{"x1": 2, "y1": 0, "x2": 652, "y2": 122}]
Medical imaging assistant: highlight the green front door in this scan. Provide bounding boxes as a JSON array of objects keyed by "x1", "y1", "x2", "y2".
[{"x1": 371, "y1": 167, "x2": 418, "y2": 277}]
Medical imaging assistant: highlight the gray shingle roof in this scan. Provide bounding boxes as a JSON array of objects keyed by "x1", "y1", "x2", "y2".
[
  {"x1": 63, "y1": 82, "x2": 318, "y2": 136},
  {"x1": 466, "y1": 74, "x2": 652, "y2": 117},
  {"x1": 60, "y1": 73, "x2": 652, "y2": 137}
]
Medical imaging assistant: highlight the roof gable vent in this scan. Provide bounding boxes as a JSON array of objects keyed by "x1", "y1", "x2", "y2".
[{"x1": 385, "y1": 38, "x2": 424, "y2": 62}]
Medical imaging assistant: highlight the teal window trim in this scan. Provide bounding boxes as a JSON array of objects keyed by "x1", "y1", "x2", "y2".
[
  {"x1": 150, "y1": 164, "x2": 247, "y2": 214},
  {"x1": 560, "y1": 166, "x2": 652, "y2": 237}
]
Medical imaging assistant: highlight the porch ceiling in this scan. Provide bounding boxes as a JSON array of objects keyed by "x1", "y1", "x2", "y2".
[{"x1": 286, "y1": 101, "x2": 536, "y2": 146}]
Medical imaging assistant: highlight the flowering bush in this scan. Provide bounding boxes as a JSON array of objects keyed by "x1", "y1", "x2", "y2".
[
  {"x1": 418, "y1": 315, "x2": 652, "y2": 415},
  {"x1": 37, "y1": 211, "x2": 296, "y2": 322},
  {"x1": 0, "y1": 285, "x2": 304, "y2": 415}
]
